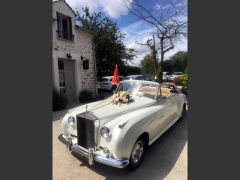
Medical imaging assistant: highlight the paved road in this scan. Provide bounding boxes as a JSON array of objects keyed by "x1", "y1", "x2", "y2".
[{"x1": 53, "y1": 106, "x2": 188, "y2": 180}]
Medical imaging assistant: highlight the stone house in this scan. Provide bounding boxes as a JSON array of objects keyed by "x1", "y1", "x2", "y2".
[{"x1": 52, "y1": 0, "x2": 97, "y2": 104}]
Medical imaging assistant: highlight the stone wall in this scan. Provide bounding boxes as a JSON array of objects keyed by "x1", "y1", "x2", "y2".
[{"x1": 52, "y1": 0, "x2": 97, "y2": 98}]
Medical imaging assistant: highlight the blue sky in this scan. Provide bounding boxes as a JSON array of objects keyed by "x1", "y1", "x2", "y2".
[{"x1": 65, "y1": 0, "x2": 188, "y2": 66}]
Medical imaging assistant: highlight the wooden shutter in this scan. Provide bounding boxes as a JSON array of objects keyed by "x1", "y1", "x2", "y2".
[
  {"x1": 56, "y1": 12, "x2": 62, "y2": 38},
  {"x1": 68, "y1": 17, "x2": 73, "y2": 40}
]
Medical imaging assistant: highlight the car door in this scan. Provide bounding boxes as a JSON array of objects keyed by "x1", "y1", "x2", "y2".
[
  {"x1": 167, "y1": 93, "x2": 178, "y2": 120},
  {"x1": 147, "y1": 88, "x2": 172, "y2": 141},
  {"x1": 149, "y1": 87, "x2": 179, "y2": 141}
]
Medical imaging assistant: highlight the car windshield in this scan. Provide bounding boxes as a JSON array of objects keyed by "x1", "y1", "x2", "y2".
[
  {"x1": 115, "y1": 81, "x2": 158, "y2": 99},
  {"x1": 123, "y1": 76, "x2": 132, "y2": 80},
  {"x1": 100, "y1": 78, "x2": 110, "y2": 82}
]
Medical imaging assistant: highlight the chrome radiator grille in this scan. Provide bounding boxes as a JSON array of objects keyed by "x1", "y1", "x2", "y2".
[{"x1": 76, "y1": 115, "x2": 95, "y2": 149}]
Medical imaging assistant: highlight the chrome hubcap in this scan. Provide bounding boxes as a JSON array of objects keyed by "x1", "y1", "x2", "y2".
[{"x1": 131, "y1": 141, "x2": 144, "y2": 164}]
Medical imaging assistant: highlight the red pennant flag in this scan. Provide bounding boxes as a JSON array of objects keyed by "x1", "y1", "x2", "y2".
[{"x1": 112, "y1": 64, "x2": 120, "y2": 84}]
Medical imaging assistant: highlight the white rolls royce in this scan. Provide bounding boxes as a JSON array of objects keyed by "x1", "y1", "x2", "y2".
[{"x1": 58, "y1": 80, "x2": 187, "y2": 169}]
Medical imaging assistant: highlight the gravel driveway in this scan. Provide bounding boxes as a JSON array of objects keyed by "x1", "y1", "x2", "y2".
[{"x1": 53, "y1": 105, "x2": 188, "y2": 180}]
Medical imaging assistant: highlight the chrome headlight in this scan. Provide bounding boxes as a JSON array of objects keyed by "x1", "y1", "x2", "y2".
[
  {"x1": 68, "y1": 116, "x2": 75, "y2": 126},
  {"x1": 100, "y1": 127, "x2": 110, "y2": 138}
]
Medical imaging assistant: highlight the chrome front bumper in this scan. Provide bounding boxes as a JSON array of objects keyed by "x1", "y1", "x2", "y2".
[{"x1": 58, "y1": 134, "x2": 129, "y2": 168}]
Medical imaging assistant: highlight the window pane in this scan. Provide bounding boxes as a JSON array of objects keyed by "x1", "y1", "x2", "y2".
[
  {"x1": 59, "y1": 87, "x2": 66, "y2": 94},
  {"x1": 56, "y1": 12, "x2": 72, "y2": 40},
  {"x1": 59, "y1": 72, "x2": 65, "y2": 87},
  {"x1": 58, "y1": 60, "x2": 64, "y2": 70}
]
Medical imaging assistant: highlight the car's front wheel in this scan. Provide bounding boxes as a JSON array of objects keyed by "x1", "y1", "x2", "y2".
[{"x1": 127, "y1": 136, "x2": 146, "y2": 170}]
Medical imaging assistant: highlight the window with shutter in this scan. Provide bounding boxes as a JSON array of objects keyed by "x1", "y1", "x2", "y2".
[{"x1": 56, "y1": 12, "x2": 73, "y2": 41}]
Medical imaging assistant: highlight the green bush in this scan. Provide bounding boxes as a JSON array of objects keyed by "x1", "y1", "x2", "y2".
[
  {"x1": 180, "y1": 74, "x2": 188, "y2": 89},
  {"x1": 52, "y1": 89, "x2": 68, "y2": 111},
  {"x1": 79, "y1": 89, "x2": 93, "y2": 103},
  {"x1": 184, "y1": 67, "x2": 188, "y2": 74}
]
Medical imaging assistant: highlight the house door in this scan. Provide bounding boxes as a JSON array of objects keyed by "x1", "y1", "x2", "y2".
[{"x1": 58, "y1": 59, "x2": 77, "y2": 104}]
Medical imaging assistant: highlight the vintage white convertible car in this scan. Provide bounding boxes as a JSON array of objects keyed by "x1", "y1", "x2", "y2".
[{"x1": 58, "y1": 80, "x2": 187, "y2": 169}]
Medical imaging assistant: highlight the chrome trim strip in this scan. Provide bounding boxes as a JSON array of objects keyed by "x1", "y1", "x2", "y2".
[{"x1": 58, "y1": 134, "x2": 129, "y2": 168}]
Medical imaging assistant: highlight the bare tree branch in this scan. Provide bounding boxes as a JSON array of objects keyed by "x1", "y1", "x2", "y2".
[{"x1": 123, "y1": 0, "x2": 187, "y2": 82}]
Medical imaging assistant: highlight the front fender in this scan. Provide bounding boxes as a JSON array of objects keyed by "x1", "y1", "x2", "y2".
[{"x1": 98, "y1": 107, "x2": 155, "y2": 160}]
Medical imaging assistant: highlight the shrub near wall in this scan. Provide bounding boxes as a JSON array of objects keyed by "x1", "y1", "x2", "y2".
[
  {"x1": 52, "y1": 89, "x2": 68, "y2": 111},
  {"x1": 79, "y1": 89, "x2": 93, "y2": 103}
]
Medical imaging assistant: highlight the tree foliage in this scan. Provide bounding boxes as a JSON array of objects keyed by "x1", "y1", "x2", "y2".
[
  {"x1": 122, "y1": 65, "x2": 141, "y2": 76},
  {"x1": 140, "y1": 51, "x2": 188, "y2": 77},
  {"x1": 77, "y1": 7, "x2": 136, "y2": 77},
  {"x1": 163, "y1": 51, "x2": 188, "y2": 73},
  {"x1": 140, "y1": 54, "x2": 156, "y2": 79},
  {"x1": 180, "y1": 74, "x2": 188, "y2": 88}
]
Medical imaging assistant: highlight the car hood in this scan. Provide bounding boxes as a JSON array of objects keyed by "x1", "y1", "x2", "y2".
[
  {"x1": 91, "y1": 96, "x2": 155, "y2": 120},
  {"x1": 69, "y1": 95, "x2": 156, "y2": 120}
]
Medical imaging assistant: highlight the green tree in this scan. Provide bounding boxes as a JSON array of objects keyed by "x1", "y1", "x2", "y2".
[
  {"x1": 167, "y1": 51, "x2": 188, "y2": 72},
  {"x1": 122, "y1": 65, "x2": 141, "y2": 76},
  {"x1": 77, "y1": 8, "x2": 136, "y2": 77},
  {"x1": 162, "y1": 51, "x2": 188, "y2": 73},
  {"x1": 140, "y1": 54, "x2": 156, "y2": 79}
]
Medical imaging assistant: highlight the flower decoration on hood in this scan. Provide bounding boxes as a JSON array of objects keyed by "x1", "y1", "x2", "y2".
[{"x1": 112, "y1": 91, "x2": 133, "y2": 104}]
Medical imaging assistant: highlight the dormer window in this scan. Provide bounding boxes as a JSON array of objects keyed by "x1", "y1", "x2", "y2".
[{"x1": 56, "y1": 12, "x2": 74, "y2": 41}]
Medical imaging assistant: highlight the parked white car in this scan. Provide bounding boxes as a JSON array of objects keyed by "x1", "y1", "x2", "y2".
[
  {"x1": 58, "y1": 80, "x2": 187, "y2": 169},
  {"x1": 99, "y1": 76, "x2": 123, "y2": 91},
  {"x1": 162, "y1": 72, "x2": 171, "y2": 81},
  {"x1": 170, "y1": 72, "x2": 183, "y2": 81}
]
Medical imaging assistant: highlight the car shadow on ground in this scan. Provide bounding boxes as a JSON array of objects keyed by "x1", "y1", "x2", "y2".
[{"x1": 72, "y1": 113, "x2": 188, "y2": 180}]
